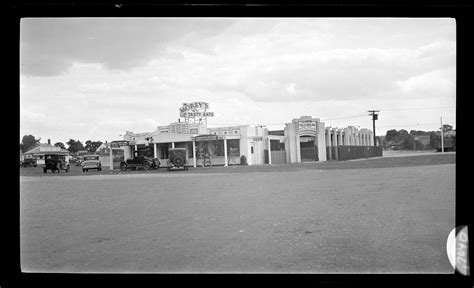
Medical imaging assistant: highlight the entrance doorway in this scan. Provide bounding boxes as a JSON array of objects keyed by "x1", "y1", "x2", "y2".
[{"x1": 300, "y1": 135, "x2": 318, "y2": 162}]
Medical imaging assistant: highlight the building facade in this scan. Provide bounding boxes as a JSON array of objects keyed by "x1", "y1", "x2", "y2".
[
  {"x1": 22, "y1": 141, "x2": 71, "y2": 164},
  {"x1": 111, "y1": 114, "x2": 374, "y2": 169}
]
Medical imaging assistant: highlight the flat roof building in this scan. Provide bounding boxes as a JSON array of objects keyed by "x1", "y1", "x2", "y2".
[{"x1": 111, "y1": 113, "x2": 374, "y2": 170}]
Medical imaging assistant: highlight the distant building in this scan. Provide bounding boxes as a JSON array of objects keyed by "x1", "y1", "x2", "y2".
[{"x1": 23, "y1": 139, "x2": 70, "y2": 164}]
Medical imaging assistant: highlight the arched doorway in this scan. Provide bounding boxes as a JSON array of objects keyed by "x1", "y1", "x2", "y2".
[{"x1": 300, "y1": 135, "x2": 319, "y2": 162}]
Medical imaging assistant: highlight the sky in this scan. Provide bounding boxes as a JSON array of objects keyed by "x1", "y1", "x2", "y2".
[{"x1": 20, "y1": 18, "x2": 456, "y2": 145}]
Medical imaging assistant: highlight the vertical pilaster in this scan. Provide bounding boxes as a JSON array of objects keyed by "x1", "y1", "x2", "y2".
[
  {"x1": 193, "y1": 140, "x2": 196, "y2": 167},
  {"x1": 224, "y1": 138, "x2": 228, "y2": 167}
]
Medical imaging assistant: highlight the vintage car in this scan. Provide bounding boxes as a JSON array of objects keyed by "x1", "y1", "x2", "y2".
[
  {"x1": 167, "y1": 148, "x2": 189, "y2": 171},
  {"x1": 22, "y1": 158, "x2": 38, "y2": 167},
  {"x1": 43, "y1": 154, "x2": 70, "y2": 173},
  {"x1": 82, "y1": 155, "x2": 102, "y2": 172},
  {"x1": 120, "y1": 152, "x2": 160, "y2": 171}
]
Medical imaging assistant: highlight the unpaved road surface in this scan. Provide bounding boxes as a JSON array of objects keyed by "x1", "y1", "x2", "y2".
[{"x1": 20, "y1": 155, "x2": 455, "y2": 273}]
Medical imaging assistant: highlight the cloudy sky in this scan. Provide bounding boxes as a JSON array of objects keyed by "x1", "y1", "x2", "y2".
[{"x1": 20, "y1": 18, "x2": 456, "y2": 144}]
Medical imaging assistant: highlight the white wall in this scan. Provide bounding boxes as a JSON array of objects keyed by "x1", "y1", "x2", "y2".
[{"x1": 317, "y1": 122, "x2": 327, "y2": 162}]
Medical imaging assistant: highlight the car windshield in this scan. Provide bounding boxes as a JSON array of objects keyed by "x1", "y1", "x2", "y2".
[{"x1": 84, "y1": 156, "x2": 98, "y2": 161}]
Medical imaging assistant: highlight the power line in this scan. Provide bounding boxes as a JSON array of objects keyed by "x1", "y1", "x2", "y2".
[
  {"x1": 207, "y1": 113, "x2": 371, "y2": 127},
  {"x1": 380, "y1": 106, "x2": 455, "y2": 111},
  {"x1": 320, "y1": 114, "x2": 368, "y2": 121},
  {"x1": 376, "y1": 122, "x2": 442, "y2": 128}
]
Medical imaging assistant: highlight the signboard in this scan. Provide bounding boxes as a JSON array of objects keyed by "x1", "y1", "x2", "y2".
[
  {"x1": 179, "y1": 102, "x2": 214, "y2": 122},
  {"x1": 252, "y1": 137, "x2": 263, "y2": 141},
  {"x1": 300, "y1": 136, "x2": 315, "y2": 142},
  {"x1": 296, "y1": 120, "x2": 319, "y2": 136},
  {"x1": 298, "y1": 121, "x2": 317, "y2": 130},
  {"x1": 111, "y1": 141, "x2": 130, "y2": 148},
  {"x1": 184, "y1": 112, "x2": 214, "y2": 117},
  {"x1": 195, "y1": 135, "x2": 218, "y2": 141},
  {"x1": 39, "y1": 146, "x2": 61, "y2": 152}
]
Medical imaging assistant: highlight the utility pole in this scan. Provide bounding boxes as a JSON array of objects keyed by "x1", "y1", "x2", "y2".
[
  {"x1": 440, "y1": 117, "x2": 444, "y2": 153},
  {"x1": 368, "y1": 110, "x2": 380, "y2": 146}
]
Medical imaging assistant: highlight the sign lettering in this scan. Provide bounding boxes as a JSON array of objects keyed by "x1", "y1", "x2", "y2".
[
  {"x1": 39, "y1": 146, "x2": 61, "y2": 152},
  {"x1": 111, "y1": 141, "x2": 130, "y2": 148},
  {"x1": 179, "y1": 102, "x2": 214, "y2": 119},
  {"x1": 195, "y1": 135, "x2": 218, "y2": 141}
]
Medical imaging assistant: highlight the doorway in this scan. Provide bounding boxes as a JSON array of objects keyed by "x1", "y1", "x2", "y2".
[{"x1": 300, "y1": 135, "x2": 318, "y2": 162}]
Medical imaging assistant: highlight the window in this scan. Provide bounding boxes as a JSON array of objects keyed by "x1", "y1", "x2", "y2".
[
  {"x1": 158, "y1": 143, "x2": 170, "y2": 159},
  {"x1": 227, "y1": 139, "x2": 240, "y2": 156},
  {"x1": 251, "y1": 146, "x2": 254, "y2": 154},
  {"x1": 136, "y1": 145, "x2": 154, "y2": 157},
  {"x1": 270, "y1": 140, "x2": 285, "y2": 151},
  {"x1": 187, "y1": 142, "x2": 194, "y2": 158},
  {"x1": 213, "y1": 141, "x2": 225, "y2": 156}
]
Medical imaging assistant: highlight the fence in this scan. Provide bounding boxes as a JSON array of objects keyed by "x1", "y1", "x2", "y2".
[
  {"x1": 264, "y1": 150, "x2": 287, "y2": 164},
  {"x1": 334, "y1": 146, "x2": 383, "y2": 161}
]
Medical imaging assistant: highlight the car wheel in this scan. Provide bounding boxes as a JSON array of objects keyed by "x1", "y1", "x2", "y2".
[
  {"x1": 174, "y1": 157, "x2": 183, "y2": 166},
  {"x1": 86, "y1": 169, "x2": 88, "y2": 172},
  {"x1": 142, "y1": 161, "x2": 151, "y2": 170},
  {"x1": 66, "y1": 166, "x2": 70, "y2": 173},
  {"x1": 120, "y1": 163, "x2": 127, "y2": 171},
  {"x1": 43, "y1": 168, "x2": 47, "y2": 173}
]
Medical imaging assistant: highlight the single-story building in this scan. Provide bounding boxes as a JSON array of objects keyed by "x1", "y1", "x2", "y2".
[
  {"x1": 110, "y1": 115, "x2": 375, "y2": 170},
  {"x1": 22, "y1": 140, "x2": 71, "y2": 165}
]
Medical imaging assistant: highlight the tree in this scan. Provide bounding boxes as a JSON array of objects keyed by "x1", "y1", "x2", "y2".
[
  {"x1": 21, "y1": 134, "x2": 41, "y2": 153},
  {"x1": 54, "y1": 142, "x2": 66, "y2": 150},
  {"x1": 410, "y1": 130, "x2": 428, "y2": 136},
  {"x1": 85, "y1": 140, "x2": 103, "y2": 153},
  {"x1": 66, "y1": 139, "x2": 85, "y2": 154},
  {"x1": 385, "y1": 129, "x2": 400, "y2": 142}
]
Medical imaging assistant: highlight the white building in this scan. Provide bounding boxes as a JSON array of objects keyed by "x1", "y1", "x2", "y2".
[{"x1": 110, "y1": 114, "x2": 374, "y2": 169}]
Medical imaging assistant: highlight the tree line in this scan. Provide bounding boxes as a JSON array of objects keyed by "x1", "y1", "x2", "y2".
[
  {"x1": 380, "y1": 124, "x2": 455, "y2": 150},
  {"x1": 20, "y1": 135, "x2": 103, "y2": 154}
]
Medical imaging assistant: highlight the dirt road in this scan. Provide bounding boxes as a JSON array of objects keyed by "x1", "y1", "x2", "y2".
[{"x1": 20, "y1": 158, "x2": 455, "y2": 273}]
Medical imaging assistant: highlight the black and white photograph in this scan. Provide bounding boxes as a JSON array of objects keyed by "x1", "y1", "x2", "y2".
[{"x1": 18, "y1": 16, "x2": 460, "y2": 276}]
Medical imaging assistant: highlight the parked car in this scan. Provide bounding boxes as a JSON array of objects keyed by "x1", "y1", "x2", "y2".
[
  {"x1": 43, "y1": 154, "x2": 70, "y2": 173},
  {"x1": 167, "y1": 148, "x2": 188, "y2": 171},
  {"x1": 82, "y1": 155, "x2": 102, "y2": 172},
  {"x1": 120, "y1": 152, "x2": 160, "y2": 171},
  {"x1": 22, "y1": 158, "x2": 37, "y2": 167}
]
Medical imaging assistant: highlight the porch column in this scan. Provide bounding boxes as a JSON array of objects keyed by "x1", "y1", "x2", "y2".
[
  {"x1": 224, "y1": 138, "x2": 228, "y2": 167},
  {"x1": 193, "y1": 140, "x2": 197, "y2": 168},
  {"x1": 268, "y1": 138, "x2": 272, "y2": 165},
  {"x1": 109, "y1": 145, "x2": 113, "y2": 171},
  {"x1": 154, "y1": 143, "x2": 157, "y2": 158},
  {"x1": 329, "y1": 131, "x2": 332, "y2": 160},
  {"x1": 172, "y1": 142, "x2": 175, "y2": 148},
  {"x1": 296, "y1": 134, "x2": 301, "y2": 163}
]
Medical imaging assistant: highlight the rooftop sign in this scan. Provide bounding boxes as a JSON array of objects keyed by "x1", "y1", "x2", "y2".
[
  {"x1": 39, "y1": 146, "x2": 61, "y2": 152},
  {"x1": 179, "y1": 102, "x2": 214, "y2": 122}
]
